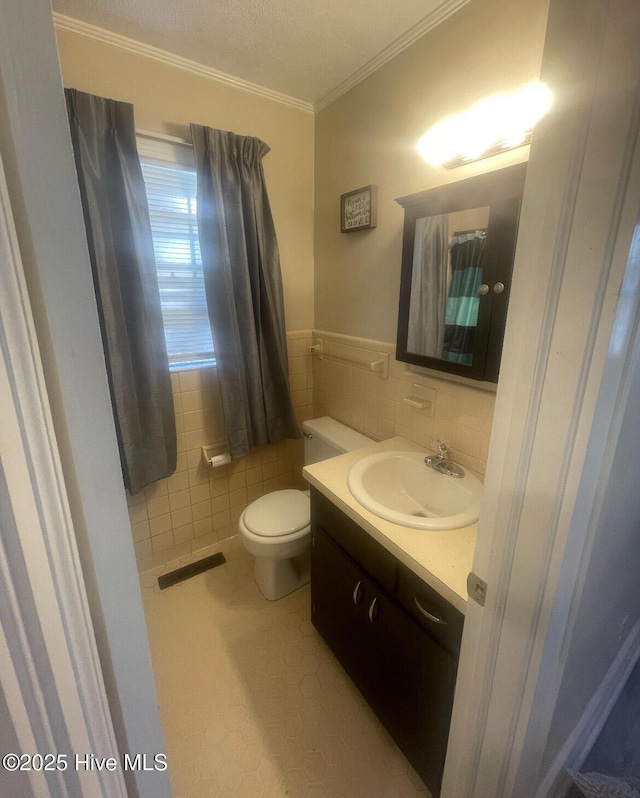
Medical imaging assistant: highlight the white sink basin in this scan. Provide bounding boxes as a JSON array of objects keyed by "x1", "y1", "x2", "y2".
[{"x1": 347, "y1": 451, "x2": 483, "y2": 530}]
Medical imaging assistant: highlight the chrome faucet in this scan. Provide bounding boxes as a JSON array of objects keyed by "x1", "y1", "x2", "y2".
[{"x1": 424, "y1": 440, "x2": 465, "y2": 478}]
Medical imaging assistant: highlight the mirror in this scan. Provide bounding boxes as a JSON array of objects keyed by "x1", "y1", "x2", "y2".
[
  {"x1": 406, "y1": 206, "x2": 490, "y2": 364},
  {"x1": 396, "y1": 164, "x2": 526, "y2": 383}
]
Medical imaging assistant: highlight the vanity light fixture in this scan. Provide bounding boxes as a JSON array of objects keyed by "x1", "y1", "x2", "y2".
[{"x1": 417, "y1": 82, "x2": 552, "y2": 169}]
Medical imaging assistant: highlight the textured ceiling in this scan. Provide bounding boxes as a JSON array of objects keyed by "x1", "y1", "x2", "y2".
[{"x1": 52, "y1": 0, "x2": 467, "y2": 106}]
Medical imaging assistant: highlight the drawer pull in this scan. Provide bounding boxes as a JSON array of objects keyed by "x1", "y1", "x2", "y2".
[
  {"x1": 368, "y1": 597, "x2": 378, "y2": 623},
  {"x1": 414, "y1": 596, "x2": 447, "y2": 625},
  {"x1": 353, "y1": 580, "x2": 363, "y2": 606}
]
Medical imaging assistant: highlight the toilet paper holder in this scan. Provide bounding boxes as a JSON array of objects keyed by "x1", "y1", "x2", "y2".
[{"x1": 202, "y1": 444, "x2": 231, "y2": 468}]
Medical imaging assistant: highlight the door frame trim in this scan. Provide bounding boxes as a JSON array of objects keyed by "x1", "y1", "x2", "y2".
[
  {"x1": 443, "y1": 2, "x2": 640, "y2": 795},
  {"x1": 0, "y1": 149, "x2": 127, "y2": 797}
]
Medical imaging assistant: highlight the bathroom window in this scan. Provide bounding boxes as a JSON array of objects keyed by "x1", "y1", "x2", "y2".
[{"x1": 138, "y1": 134, "x2": 214, "y2": 370}]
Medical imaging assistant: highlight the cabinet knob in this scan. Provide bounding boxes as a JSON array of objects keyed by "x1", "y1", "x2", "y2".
[
  {"x1": 368, "y1": 597, "x2": 378, "y2": 623},
  {"x1": 479, "y1": 283, "x2": 490, "y2": 296},
  {"x1": 493, "y1": 282, "x2": 505, "y2": 294},
  {"x1": 353, "y1": 580, "x2": 363, "y2": 606}
]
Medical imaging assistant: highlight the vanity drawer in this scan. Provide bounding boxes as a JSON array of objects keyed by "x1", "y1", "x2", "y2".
[{"x1": 396, "y1": 564, "x2": 464, "y2": 655}]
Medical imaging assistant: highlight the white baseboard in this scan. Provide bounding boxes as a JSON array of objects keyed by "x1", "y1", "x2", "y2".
[{"x1": 536, "y1": 618, "x2": 640, "y2": 798}]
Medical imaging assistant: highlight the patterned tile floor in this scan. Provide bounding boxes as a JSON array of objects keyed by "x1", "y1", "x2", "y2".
[{"x1": 140, "y1": 536, "x2": 431, "y2": 797}]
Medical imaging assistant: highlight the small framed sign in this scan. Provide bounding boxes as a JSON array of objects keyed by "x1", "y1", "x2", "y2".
[{"x1": 340, "y1": 185, "x2": 378, "y2": 233}]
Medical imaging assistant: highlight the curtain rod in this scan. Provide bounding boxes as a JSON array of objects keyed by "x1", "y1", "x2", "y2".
[
  {"x1": 136, "y1": 128, "x2": 192, "y2": 146},
  {"x1": 453, "y1": 227, "x2": 488, "y2": 236}
]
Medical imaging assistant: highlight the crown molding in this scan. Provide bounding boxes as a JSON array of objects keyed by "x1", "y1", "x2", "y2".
[
  {"x1": 313, "y1": 0, "x2": 471, "y2": 112},
  {"x1": 53, "y1": 13, "x2": 314, "y2": 116},
  {"x1": 55, "y1": 1, "x2": 470, "y2": 117}
]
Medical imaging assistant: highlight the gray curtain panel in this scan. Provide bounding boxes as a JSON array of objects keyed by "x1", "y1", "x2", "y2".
[
  {"x1": 407, "y1": 214, "x2": 449, "y2": 358},
  {"x1": 65, "y1": 88, "x2": 176, "y2": 495},
  {"x1": 190, "y1": 124, "x2": 300, "y2": 458}
]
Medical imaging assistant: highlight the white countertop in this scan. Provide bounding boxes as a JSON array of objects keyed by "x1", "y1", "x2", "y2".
[{"x1": 303, "y1": 437, "x2": 477, "y2": 614}]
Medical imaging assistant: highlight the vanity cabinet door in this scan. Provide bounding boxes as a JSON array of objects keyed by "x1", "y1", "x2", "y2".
[
  {"x1": 311, "y1": 525, "x2": 456, "y2": 796},
  {"x1": 310, "y1": 524, "x2": 375, "y2": 694},
  {"x1": 362, "y1": 565, "x2": 456, "y2": 797}
]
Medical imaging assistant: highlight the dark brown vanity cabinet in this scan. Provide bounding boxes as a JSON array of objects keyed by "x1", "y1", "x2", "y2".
[{"x1": 310, "y1": 489, "x2": 464, "y2": 797}]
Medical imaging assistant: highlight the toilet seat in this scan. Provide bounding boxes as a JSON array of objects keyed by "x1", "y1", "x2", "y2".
[
  {"x1": 237, "y1": 417, "x2": 373, "y2": 600},
  {"x1": 242, "y1": 489, "x2": 310, "y2": 538}
]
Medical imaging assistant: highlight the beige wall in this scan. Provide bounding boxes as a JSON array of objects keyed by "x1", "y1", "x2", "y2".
[
  {"x1": 56, "y1": 28, "x2": 315, "y2": 331},
  {"x1": 314, "y1": 0, "x2": 550, "y2": 343},
  {"x1": 313, "y1": 0, "x2": 549, "y2": 468}
]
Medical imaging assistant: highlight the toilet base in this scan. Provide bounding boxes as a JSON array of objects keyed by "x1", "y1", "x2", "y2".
[{"x1": 254, "y1": 551, "x2": 310, "y2": 601}]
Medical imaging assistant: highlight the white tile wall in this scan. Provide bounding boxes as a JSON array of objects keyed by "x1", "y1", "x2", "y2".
[
  {"x1": 128, "y1": 331, "x2": 314, "y2": 571},
  {"x1": 312, "y1": 330, "x2": 496, "y2": 476}
]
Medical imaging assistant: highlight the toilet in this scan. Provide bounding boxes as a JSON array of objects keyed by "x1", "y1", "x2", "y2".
[{"x1": 239, "y1": 417, "x2": 373, "y2": 600}]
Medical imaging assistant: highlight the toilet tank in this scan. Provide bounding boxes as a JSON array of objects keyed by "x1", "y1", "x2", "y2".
[{"x1": 302, "y1": 417, "x2": 373, "y2": 465}]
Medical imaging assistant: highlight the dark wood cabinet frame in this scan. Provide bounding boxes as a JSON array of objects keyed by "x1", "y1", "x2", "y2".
[{"x1": 395, "y1": 163, "x2": 527, "y2": 383}]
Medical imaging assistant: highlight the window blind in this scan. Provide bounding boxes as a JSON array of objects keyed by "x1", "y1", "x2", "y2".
[{"x1": 138, "y1": 133, "x2": 214, "y2": 369}]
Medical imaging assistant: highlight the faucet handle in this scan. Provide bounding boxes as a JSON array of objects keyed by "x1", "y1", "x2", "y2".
[
  {"x1": 435, "y1": 439, "x2": 450, "y2": 458},
  {"x1": 427, "y1": 438, "x2": 465, "y2": 478}
]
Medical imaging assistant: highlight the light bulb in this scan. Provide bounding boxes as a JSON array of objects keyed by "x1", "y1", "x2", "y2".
[{"x1": 417, "y1": 82, "x2": 553, "y2": 167}]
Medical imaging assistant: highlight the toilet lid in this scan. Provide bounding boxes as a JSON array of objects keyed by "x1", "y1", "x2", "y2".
[{"x1": 243, "y1": 490, "x2": 310, "y2": 538}]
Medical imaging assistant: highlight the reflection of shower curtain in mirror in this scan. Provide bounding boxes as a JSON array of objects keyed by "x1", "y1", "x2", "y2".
[
  {"x1": 443, "y1": 231, "x2": 486, "y2": 365},
  {"x1": 407, "y1": 214, "x2": 449, "y2": 357}
]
